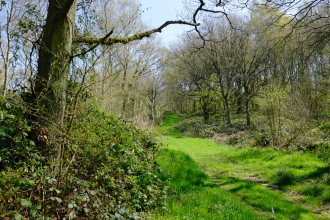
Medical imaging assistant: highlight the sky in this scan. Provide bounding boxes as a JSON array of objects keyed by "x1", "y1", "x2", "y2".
[{"x1": 139, "y1": 0, "x2": 191, "y2": 46}]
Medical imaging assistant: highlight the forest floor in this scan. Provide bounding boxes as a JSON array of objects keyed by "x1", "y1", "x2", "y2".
[{"x1": 155, "y1": 114, "x2": 330, "y2": 219}]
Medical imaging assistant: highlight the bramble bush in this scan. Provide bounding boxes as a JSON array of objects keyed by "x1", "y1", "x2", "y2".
[{"x1": 0, "y1": 95, "x2": 166, "y2": 219}]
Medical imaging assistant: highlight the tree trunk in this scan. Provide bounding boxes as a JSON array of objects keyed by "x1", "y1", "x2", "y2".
[
  {"x1": 224, "y1": 98, "x2": 231, "y2": 125},
  {"x1": 245, "y1": 98, "x2": 251, "y2": 127},
  {"x1": 201, "y1": 97, "x2": 210, "y2": 122},
  {"x1": 34, "y1": 0, "x2": 77, "y2": 159}
]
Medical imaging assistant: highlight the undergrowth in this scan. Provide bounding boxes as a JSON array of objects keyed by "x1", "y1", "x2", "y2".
[
  {"x1": 0, "y1": 95, "x2": 166, "y2": 219},
  {"x1": 172, "y1": 115, "x2": 330, "y2": 159}
]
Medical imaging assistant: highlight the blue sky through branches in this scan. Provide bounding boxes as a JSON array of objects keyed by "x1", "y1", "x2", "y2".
[{"x1": 139, "y1": 0, "x2": 190, "y2": 45}]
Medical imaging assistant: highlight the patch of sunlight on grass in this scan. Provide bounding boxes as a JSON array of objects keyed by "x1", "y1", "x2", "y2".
[
  {"x1": 156, "y1": 113, "x2": 330, "y2": 219},
  {"x1": 155, "y1": 149, "x2": 262, "y2": 220},
  {"x1": 160, "y1": 135, "x2": 329, "y2": 219},
  {"x1": 157, "y1": 113, "x2": 181, "y2": 136}
]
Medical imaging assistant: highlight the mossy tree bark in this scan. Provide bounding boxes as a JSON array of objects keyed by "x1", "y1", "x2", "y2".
[{"x1": 34, "y1": 0, "x2": 77, "y2": 160}]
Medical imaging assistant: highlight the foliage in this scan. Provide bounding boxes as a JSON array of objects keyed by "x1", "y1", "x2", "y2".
[
  {"x1": 172, "y1": 117, "x2": 216, "y2": 138},
  {"x1": 172, "y1": 116, "x2": 250, "y2": 139},
  {"x1": 0, "y1": 97, "x2": 166, "y2": 219},
  {"x1": 304, "y1": 142, "x2": 330, "y2": 161},
  {"x1": 0, "y1": 95, "x2": 41, "y2": 169},
  {"x1": 253, "y1": 133, "x2": 271, "y2": 147}
]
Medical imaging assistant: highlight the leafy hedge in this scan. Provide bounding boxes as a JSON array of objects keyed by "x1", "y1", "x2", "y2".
[{"x1": 0, "y1": 96, "x2": 166, "y2": 219}]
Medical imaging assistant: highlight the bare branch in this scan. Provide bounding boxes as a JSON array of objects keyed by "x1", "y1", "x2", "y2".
[
  {"x1": 72, "y1": 29, "x2": 114, "y2": 58},
  {"x1": 73, "y1": 20, "x2": 199, "y2": 45}
]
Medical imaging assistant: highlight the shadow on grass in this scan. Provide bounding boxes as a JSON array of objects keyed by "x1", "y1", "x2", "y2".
[
  {"x1": 155, "y1": 149, "x2": 325, "y2": 220},
  {"x1": 211, "y1": 174, "x2": 324, "y2": 219},
  {"x1": 155, "y1": 149, "x2": 262, "y2": 220},
  {"x1": 157, "y1": 149, "x2": 210, "y2": 189},
  {"x1": 304, "y1": 164, "x2": 330, "y2": 179}
]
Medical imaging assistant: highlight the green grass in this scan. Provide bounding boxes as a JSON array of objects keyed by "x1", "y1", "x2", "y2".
[
  {"x1": 157, "y1": 113, "x2": 181, "y2": 136},
  {"x1": 155, "y1": 114, "x2": 330, "y2": 219},
  {"x1": 155, "y1": 149, "x2": 263, "y2": 220}
]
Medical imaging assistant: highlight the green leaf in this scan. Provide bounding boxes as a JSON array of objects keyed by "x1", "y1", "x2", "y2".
[
  {"x1": 68, "y1": 203, "x2": 74, "y2": 209},
  {"x1": 51, "y1": 197, "x2": 62, "y2": 203},
  {"x1": 0, "y1": 126, "x2": 7, "y2": 137},
  {"x1": 20, "y1": 198, "x2": 32, "y2": 208},
  {"x1": 5, "y1": 103, "x2": 11, "y2": 109},
  {"x1": 15, "y1": 133, "x2": 22, "y2": 142},
  {"x1": 9, "y1": 211, "x2": 24, "y2": 220},
  {"x1": 15, "y1": 212, "x2": 24, "y2": 220},
  {"x1": 17, "y1": 178, "x2": 36, "y2": 187}
]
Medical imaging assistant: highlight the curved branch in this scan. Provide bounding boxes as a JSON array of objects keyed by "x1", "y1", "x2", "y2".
[
  {"x1": 192, "y1": 0, "x2": 206, "y2": 46},
  {"x1": 73, "y1": 20, "x2": 199, "y2": 45},
  {"x1": 72, "y1": 29, "x2": 114, "y2": 58}
]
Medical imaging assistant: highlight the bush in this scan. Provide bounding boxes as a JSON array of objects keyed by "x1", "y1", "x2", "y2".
[
  {"x1": 0, "y1": 98, "x2": 166, "y2": 219},
  {"x1": 225, "y1": 132, "x2": 251, "y2": 147},
  {"x1": 173, "y1": 117, "x2": 211, "y2": 137},
  {"x1": 305, "y1": 143, "x2": 330, "y2": 161},
  {"x1": 0, "y1": 95, "x2": 41, "y2": 170},
  {"x1": 253, "y1": 134, "x2": 271, "y2": 147},
  {"x1": 172, "y1": 117, "x2": 251, "y2": 139}
]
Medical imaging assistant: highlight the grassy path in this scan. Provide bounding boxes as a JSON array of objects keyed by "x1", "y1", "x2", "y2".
[{"x1": 155, "y1": 115, "x2": 330, "y2": 219}]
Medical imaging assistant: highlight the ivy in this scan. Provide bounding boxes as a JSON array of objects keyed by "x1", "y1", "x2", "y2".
[{"x1": 0, "y1": 96, "x2": 166, "y2": 219}]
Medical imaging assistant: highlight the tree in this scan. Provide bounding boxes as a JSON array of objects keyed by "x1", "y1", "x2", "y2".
[
  {"x1": 201, "y1": 17, "x2": 248, "y2": 125},
  {"x1": 28, "y1": 0, "x2": 227, "y2": 159},
  {"x1": 172, "y1": 37, "x2": 217, "y2": 121},
  {"x1": 0, "y1": 0, "x2": 40, "y2": 97}
]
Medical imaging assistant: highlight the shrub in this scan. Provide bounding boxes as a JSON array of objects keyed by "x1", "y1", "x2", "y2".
[
  {"x1": 253, "y1": 134, "x2": 271, "y2": 147},
  {"x1": 0, "y1": 95, "x2": 41, "y2": 170},
  {"x1": 0, "y1": 98, "x2": 166, "y2": 219},
  {"x1": 305, "y1": 143, "x2": 330, "y2": 161},
  {"x1": 172, "y1": 117, "x2": 251, "y2": 139},
  {"x1": 225, "y1": 132, "x2": 251, "y2": 147}
]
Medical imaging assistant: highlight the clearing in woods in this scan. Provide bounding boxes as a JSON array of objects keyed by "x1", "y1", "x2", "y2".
[{"x1": 155, "y1": 114, "x2": 330, "y2": 219}]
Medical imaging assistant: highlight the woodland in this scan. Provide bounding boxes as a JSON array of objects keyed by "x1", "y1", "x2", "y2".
[{"x1": 1, "y1": 0, "x2": 330, "y2": 219}]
